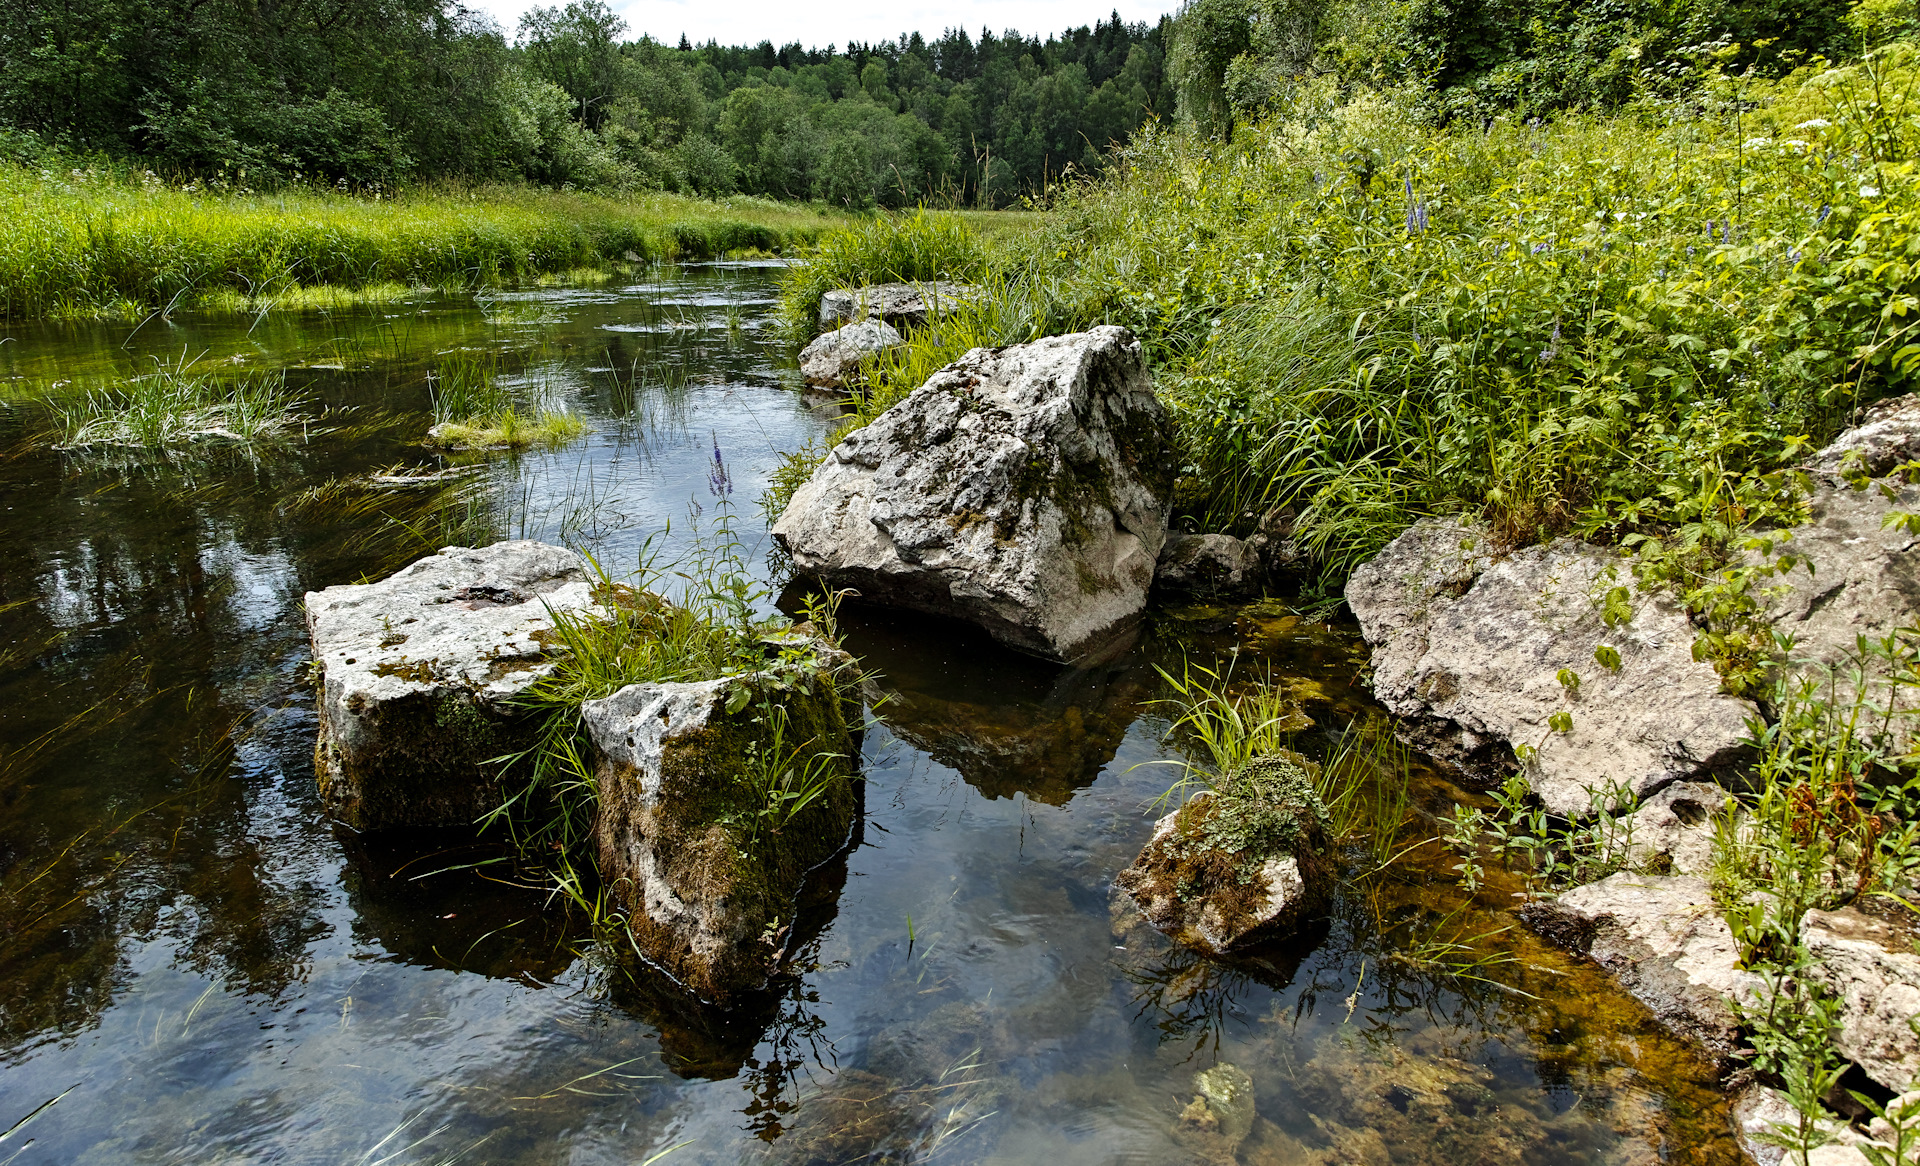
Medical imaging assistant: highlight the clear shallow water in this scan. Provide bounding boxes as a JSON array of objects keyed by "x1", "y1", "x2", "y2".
[{"x1": 0, "y1": 268, "x2": 1740, "y2": 1165}]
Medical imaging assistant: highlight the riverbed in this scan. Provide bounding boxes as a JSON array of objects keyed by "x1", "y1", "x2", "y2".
[{"x1": 0, "y1": 266, "x2": 1741, "y2": 1165}]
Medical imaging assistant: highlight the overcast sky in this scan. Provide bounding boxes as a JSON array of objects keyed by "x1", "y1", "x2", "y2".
[{"x1": 466, "y1": 0, "x2": 1183, "y2": 51}]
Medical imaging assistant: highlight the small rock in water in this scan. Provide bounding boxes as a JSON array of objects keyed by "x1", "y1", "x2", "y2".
[
  {"x1": 773, "y1": 325, "x2": 1176, "y2": 663},
  {"x1": 798, "y1": 319, "x2": 903, "y2": 389},
  {"x1": 817, "y1": 282, "x2": 979, "y2": 329},
  {"x1": 1115, "y1": 755, "x2": 1334, "y2": 956},
  {"x1": 305, "y1": 541, "x2": 595, "y2": 831},
  {"x1": 1346, "y1": 517, "x2": 1756, "y2": 814},
  {"x1": 1154, "y1": 532, "x2": 1264, "y2": 600},
  {"x1": 1178, "y1": 1062, "x2": 1258, "y2": 1157},
  {"x1": 583, "y1": 639, "x2": 861, "y2": 1005}
]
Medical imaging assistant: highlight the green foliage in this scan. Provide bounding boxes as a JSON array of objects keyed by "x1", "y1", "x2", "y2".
[
  {"x1": 1741, "y1": 955, "x2": 1850, "y2": 1161},
  {"x1": 0, "y1": 170, "x2": 834, "y2": 319},
  {"x1": 1443, "y1": 773, "x2": 1639, "y2": 890},
  {"x1": 1147, "y1": 657, "x2": 1313, "y2": 789},
  {"x1": 51, "y1": 352, "x2": 303, "y2": 447},
  {"x1": 777, "y1": 210, "x2": 991, "y2": 335}
]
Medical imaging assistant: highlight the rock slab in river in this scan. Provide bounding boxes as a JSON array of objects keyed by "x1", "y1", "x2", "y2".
[
  {"x1": 798, "y1": 320, "x2": 903, "y2": 389},
  {"x1": 818, "y1": 282, "x2": 978, "y2": 329},
  {"x1": 306, "y1": 541, "x2": 593, "y2": 831},
  {"x1": 1346, "y1": 518, "x2": 1757, "y2": 814},
  {"x1": 1155, "y1": 532, "x2": 1264, "y2": 600},
  {"x1": 1520, "y1": 872, "x2": 1764, "y2": 1070},
  {"x1": 1115, "y1": 755, "x2": 1333, "y2": 956},
  {"x1": 771, "y1": 325, "x2": 1176, "y2": 662},
  {"x1": 583, "y1": 645, "x2": 860, "y2": 1005}
]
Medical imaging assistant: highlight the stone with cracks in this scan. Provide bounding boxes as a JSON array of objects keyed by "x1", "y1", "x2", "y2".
[
  {"x1": 798, "y1": 320, "x2": 903, "y2": 389},
  {"x1": 306, "y1": 541, "x2": 594, "y2": 831},
  {"x1": 771, "y1": 325, "x2": 1176, "y2": 662},
  {"x1": 1154, "y1": 532, "x2": 1264, "y2": 600},
  {"x1": 1346, "y1": 517, "x2": 1757, "y2": 814},
  {"x1": 1115, "y1": 755, "x2": 1333, "y2": 956},
  {"x1": 818, "y1": 282, "x2": 978, "y2": 329},
  {"x1": 1749, "y1": 393, "x2": 1920, "y2": 753},
  {"x1": 583, "y1": 648, "x2": 860, "y2": 1005},
  {"x1": 1800, "y1": 906, "x2": 1920, "y2": 1092},
  {"x1": 1626, "y1": 781, "x2": 1732, "y2": 876},
  {"x1": 1520, "y1": 873, "x2": 1764, "y2": 1070}
]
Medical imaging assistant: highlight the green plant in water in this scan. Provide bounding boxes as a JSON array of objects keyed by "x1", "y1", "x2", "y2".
[
  {"x1": 1443, "y1": 773, "x2": 1637, "y2": 892},
  {"x1": 726, "y1": 696, "x2": 848, "y2": 849},
  {"x1": 53, "y1": 350, "x2": 303, "y2": 448}
]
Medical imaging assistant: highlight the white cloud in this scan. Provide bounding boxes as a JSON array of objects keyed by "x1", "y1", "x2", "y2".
[{"x1": 467, "y1": 0, "x2": 1181, "y2": 48}]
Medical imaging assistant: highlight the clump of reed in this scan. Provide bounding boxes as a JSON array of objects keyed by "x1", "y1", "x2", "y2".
[
  {"x1": 777, "y1": 209, "x2": 990, "y2": 340},
  {"x1": 425, "y1": 350, "x2": 587, "y2": 451},
  {"x1": 51, "y1": 352, "x2": 304, "y2": 448}
]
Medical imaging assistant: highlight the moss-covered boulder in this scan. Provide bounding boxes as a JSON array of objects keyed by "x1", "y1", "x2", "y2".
[
  {"x1": 305, "y1": 541, "x2": 595, "y2": 831},
  {"x1": 583, "y1": 648, "x2": 861, "y2": 1005},
  {"x1": 1115, "y1": 755, "x2": 1334, "y2": 956},
  {"x1": 771, "y1": 325, "x2": 1176, "y2": 663}
]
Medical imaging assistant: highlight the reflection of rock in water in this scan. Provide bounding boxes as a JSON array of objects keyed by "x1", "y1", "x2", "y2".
[
  {"x1": 760, "y1": 1000, "x2": 1008, "y2": 1165},
  {"x1": 816, "y1": 598, "x2": 1152, "y2": 805},
  {"x1": 335, "y1": 829, "x2": 580, "y2": 984},
  {"x1": 608, "y1": 840, "x2": 858, "y2": 1081}
]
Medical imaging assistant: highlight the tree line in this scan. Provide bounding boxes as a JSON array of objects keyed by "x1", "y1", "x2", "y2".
[{"x1": 0, "y1": 0, "x2": 1173, "y2": 206}]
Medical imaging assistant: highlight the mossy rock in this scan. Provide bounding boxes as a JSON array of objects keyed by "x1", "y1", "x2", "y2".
[
  {"x1": 585, "y1": 650, "x2": 861, "y2": 1006},
  {"x1": 1115, "y1": 755, "x2": 1334, "y2": 956}
]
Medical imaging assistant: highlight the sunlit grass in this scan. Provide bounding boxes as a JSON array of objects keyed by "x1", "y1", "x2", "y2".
[{"x1": 52, "y1": 353, "x2": 305, "y2": 448}]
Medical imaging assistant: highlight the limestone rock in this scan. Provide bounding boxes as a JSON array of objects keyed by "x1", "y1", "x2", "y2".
[
  {"x1": 771, "y1": 325, "x2": 1176, "y2": 663},
  {"x1": 1346, "y1": 517, "x2": 1757, "y2": 814},
  {"x1": 306, "y1": 541, "x2": 594, "y2": 831},
  {"x1": 1801, "y1": 907, "x2": 1920, "y2": 1092},
  {"x1": 1115, "y1": 756, "x2": 1333, "y2": 956},
  {"x1": 583, "y1": 652, "x2": 860, "y2": 1005},
  {"x1": 1178, "y1": 1063, "x2": 1258, "y2": 1159},
  {"x1": 1627, "y1": 781, "x2": 1732, "y2": 876},
  {"x1": 1155, "y1": 532, "x2": 1264, "y2": 600},
  {"x1": 1749, "y1": 395, "x2": 1920, "y2": 752},
  {"x1": 818, "y1": 282, "x2": 978, "y2": 329},
  {"x1": 1520, "y1": 873, "x2": 1764, "y2": 1068},
  {"x1": 798, "y1": 319, "x2": 903, "y2": 389}
]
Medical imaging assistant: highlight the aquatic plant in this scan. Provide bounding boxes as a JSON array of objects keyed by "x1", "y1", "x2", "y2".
[
  {"x1": 52, "y1": 351, "x2": 304, "y2": 448},
  {"x1": 777, "y1": 210, "x2": 991, "y2": 339}
]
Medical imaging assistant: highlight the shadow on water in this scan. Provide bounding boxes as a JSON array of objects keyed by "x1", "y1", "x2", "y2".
[{"x1": 0, "y1": 266, "x2": 1746, "y2": 1166}]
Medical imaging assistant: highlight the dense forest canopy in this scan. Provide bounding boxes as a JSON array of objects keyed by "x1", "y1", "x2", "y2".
[{"x1": 0, "y1": 0, "x2": 1173, "y2": 205}]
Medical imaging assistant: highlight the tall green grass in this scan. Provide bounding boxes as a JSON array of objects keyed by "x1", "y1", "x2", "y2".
[
  {"x1": 777, "y1": 209, "x2": 992, "y2": 338},
  {"x1": 52, "y1": 352, "x2": 303, "y2": 447},
  {"x1": 0, "y1": 167, "x2": 846, "y2": 319}
]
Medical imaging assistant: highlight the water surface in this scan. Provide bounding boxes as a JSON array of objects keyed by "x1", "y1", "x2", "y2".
[{"x1": 0, "y1": 267, "x2": 1740, "y2": 1165}]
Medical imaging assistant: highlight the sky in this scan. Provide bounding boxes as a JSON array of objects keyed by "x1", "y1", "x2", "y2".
[{"x1": 465, "y1": 0, "x2": 1183, "y2": 50}]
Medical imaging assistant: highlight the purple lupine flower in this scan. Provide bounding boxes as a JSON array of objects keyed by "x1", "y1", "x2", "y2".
[
  {"x1": 1531, "y1": 242, "x2": 1550, "y2": 254},
  {"x1": 1687, "y1": 245, "x2": 1697, "y2": 257},
  {"x1": 1706, "y1": 219, "x2": 1715, "y2": 237},
  {"x1": 1816, "y1": 204, "x2": 1831, "y2": 224},
  {"x1": 1540, "y1": 322, "x2": 1562, "y2": 363},
  {"x1": 1789, "y1": 248, "x2": 1803, "y2": 263},
  {"x1": 707, "y1": 435, "x2": 732, "y2": 498}
]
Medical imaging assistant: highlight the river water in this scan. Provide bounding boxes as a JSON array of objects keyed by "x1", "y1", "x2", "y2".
[{"x1": 0, "y1": 266, "x2": 1740, "y2": 1165}]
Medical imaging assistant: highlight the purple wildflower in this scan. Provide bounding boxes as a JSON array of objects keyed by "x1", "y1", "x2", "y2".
[
  {"x1": 707, "y1": 434, "x2": 732, "y2": 498},
  {"x1": 1540, "y1": 322, "x2": 1562, "y2": 363},
  {"x1": 1531, "y1": 242, "x2": 1550, "y2": 255},
  {"x1": 1816, "y1": 204, "x2": 1831, "y2": 224}
]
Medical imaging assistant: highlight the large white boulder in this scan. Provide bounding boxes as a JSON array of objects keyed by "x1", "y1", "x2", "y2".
[
  {"x1": 771, "y1": 325, "x2": 1176, "y2": 662},
  {"x1": 1346, "y1": 518, "x2": 1757, "y2": 814},
  {"x1": 305, "y1": 541, "x2": 594, "y2": 831}
]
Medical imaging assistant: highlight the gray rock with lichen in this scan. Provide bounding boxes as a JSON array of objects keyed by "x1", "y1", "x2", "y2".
[
  {"x1": 772, "y1": 325, "x2": 1175, "y2": 662},
  {"x1": 1627, "y1": 781, "x2": 1732, "y2": 876},
  {"x1": 1115, "y1": 755, "x2": 1333, "y2": 956},
  {"x1": 305, "y1": 541, "x2": 594, "y2": 831},
  {"x1": 798, "y1": 319, "x2": 903, "y2": 389},
  {"x1": 818, "y1": 282, "x2": 979, "y2": 329},
  {"x1": 1346, "y1": 517, "x2": 1757, "y2": 814},
  {"x1": 583, "y1": 646, "x2": 859, "y2": 1006}
]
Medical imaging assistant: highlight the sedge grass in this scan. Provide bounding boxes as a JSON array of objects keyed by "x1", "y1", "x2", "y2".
[{"x1": 52, "y1": 351, "x2": 305, "y2": 448}]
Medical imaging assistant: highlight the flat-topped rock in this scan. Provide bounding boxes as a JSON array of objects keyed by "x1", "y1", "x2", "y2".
[
  {"x1": 584, "y1": 646, "x2": 860, "y2": 1005},
  {"x1": 1347, "y1": 518, "x2": 1757, "y2": 814},
  {"x1": 1520, "y1": 872, "x2": 1763, "y2": 1069},
  {"x1": 798, "y1": 319, "x2": 903, "y2": 388},
  {"x1": 305, "y1": 541, "x2": 593, "y2": 831},
  {"x1": 772, "y1": 325, "x2": 1176, "y2": 662},
  {"x1": 1801, "y1": 906, "x2": 1920, "y2": 1092},
  {"x1": 818, "y1": 282, "x2": 979, "y2": 329}
]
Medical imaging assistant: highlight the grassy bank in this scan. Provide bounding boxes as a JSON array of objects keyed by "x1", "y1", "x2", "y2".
[{"x1": 0, "y1": 166, "x2": 850, "y2": 319}]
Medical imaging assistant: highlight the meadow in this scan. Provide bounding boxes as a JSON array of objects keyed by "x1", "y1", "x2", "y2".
[{"x1": 0, "y1": 166, "x2": 849, "y2": 319}]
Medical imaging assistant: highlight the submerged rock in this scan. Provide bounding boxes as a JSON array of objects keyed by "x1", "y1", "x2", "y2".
[
  {"x1": 1346, "y1": 517, "x2": 1757, "y2": 814},
  {"x1": 798, "y1": 319, "x2": 903, "y2": 388},
  {"x1": 1115, "y1": 755, "x2": 1334, "y2": 956},
  {"x1": 305, "y1": 541, "x2": 594, "y2": 831},
  {"x1": 818, "y1": 282, "x2": 978, "y2": 329},
  {"x1": 1155, "y1": 532, "x2": 1264, "y2": 600},
  {"x1": 1520, "y1": 872, "x2": 1763, "y2": 1070},
  {"x1": 772, "y1": 326, "x2": 1176, "y2": 663},
  {"x1": 1800, "y1": 906, "x2": 1920, "y2": 1092},
  {"x1": 583, "y1": 645, "x2": 861, "y2": 1005},
  {"x1": 1177, "y1": 1062, "x2": 1258, "y2": 1160}
]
